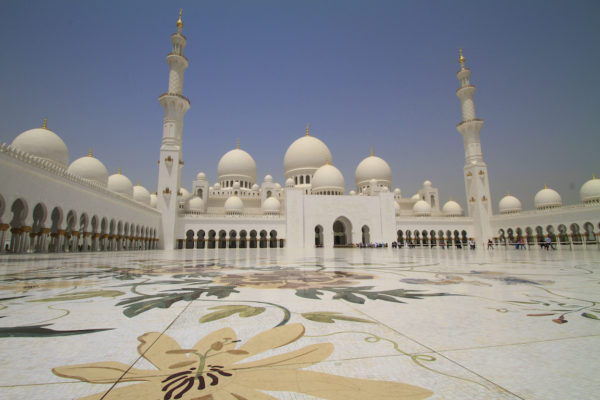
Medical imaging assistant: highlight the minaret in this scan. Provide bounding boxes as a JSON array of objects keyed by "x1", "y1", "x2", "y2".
[
  {"x1": 157, "y1": 10, "x2": 190, "y2": 249},
  {"x1": 456, "y1": 49, "x2": 493, "y2": 245}
]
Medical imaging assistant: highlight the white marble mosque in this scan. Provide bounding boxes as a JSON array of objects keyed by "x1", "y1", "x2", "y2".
[{"x1": 0, "y1": 13, "x2": 599, "y2": 253}]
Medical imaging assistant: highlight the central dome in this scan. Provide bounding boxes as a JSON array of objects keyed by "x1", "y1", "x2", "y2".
[
  {"x1": 284, "y1": 135, "x2": 332, "y2": 178},
  {"x1": 217, "y1": 148, "x2": 257, "y2": 183}
]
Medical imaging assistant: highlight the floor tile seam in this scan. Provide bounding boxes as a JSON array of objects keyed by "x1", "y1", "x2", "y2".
[
  {"x1": 0, "y1": 381, "x2": 87, "y2": 388},
  {"x1": 437, "y1": 333, "x2": 600, "y2": 353},
  {"x1": 97, "y1": 298, "x2": 195, "y2": 400},
  {"x1": 347, "y1": 303, "x2": 526, "y2": 400}
]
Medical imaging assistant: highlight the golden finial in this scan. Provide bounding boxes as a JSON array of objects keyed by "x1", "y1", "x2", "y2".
[
  {"x1": 88, "y1": 147, "x2": 93, "y2": 157},
  {"x1": 306, "y1": 123, "x2": 310, "y2": 136},
  {"x1": 137, "y1": 180, "x2": 141, "y2": 186},
  {"x1": 176, "y1": 9, "x2": 183, "y2": 30},
  {"x1": 325, "y1": 158, "x2": 329, "y2": 165},
  {"x1": 543, "y1": 184, "x2": 548, "y2": 189},
  {"x1": 370, "y1": 146, "x2": 373, "y2": 157},
  {"x1": 506, "y1": 190, "x2": 510, "y2": 196},
  {"x1": 459, "y1": 48, "x2": 465, "y2": 65},
  {"x1": 42, "y1": 118, "x2": 47, "y2": 129},
  {"x1": 593, "y1": 173, "x2": 597, "y2": 180},
  {"x1": 118, "y1": 167, "x2": 122, "y2": 175},
  {"x1": 236, "y1": 138, "x2": 240, "y2": 149},
  {"x1": 449, "y1": 196, "x2": 453, "y2": 201}
]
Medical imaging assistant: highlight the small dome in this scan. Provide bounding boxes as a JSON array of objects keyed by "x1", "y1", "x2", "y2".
[
  {"x1": 218, "y1": 148, "x2": 257, "y2": 183},
  {"x1": 12, "y1": 125, "x2": 70, "y2": 167},
  {"x1": 196, "y1": 172, "x2": 207, "y2": 181},
  {"x1": 423, "y1": 180, "x2": 432, "y2": 188},
  {"x1": 442, "y1": 199, "x2": 463, "y2": 216},
  {"x1": 499, "y1": 193, "x2": 522, "y2": 214},
  {"x1": 381, "y1": 186, "x2": 389, "y2": 192},
  {"x1": 264, "y1": 174, "x2": 273, "y2": 183},
  {"x1": 534, "y1": 186, "x2": 562, "y2": 209},
  {"x1": 150, "y1": 193, "x2": 158, "y2": 208},
  {"x1": 394, "y1": 200, "x2": 401, "y2": 216},
  {"x1": 274, "y1": 183, "x2": 281, "y2": 189},
  {"x1": 252, "y1": 183, "x2": 259, "y2": 191},
  {"x1": 108, "y1": 170, "x2": 133, "y2": 197},
  {"x1": 262, "y1": 197, "x2": 281, "y2": 214},
  {"x1": 133, "y1": 183, "x2": 151, "y2": 205},
  {"x1": 355, "y1": 155, "x2": 392, "y2": 190},
  {"x1": 349, "y1": 190, "x2": 356, "y2": 196},
  {"x1": 394, "y1": 188, "x2": 401, "y2": 196},
  {"x1": 179, "y1": 187, "x2": 192, "y2": 202},
  {"x1": 284, "y1": 135, "x2": 333, "y2": 178},
  {"x1": 285, "y1": 178, "x2": 295, "y2": 188},
  {"x1": 580, "y1": 176, "x2": 600, "y2": 203},
  {"x1": 232, "y1": 181, "x2": 241, "y2": 190},
  {"x1": 67, "y1": 151, "x2": 108, "y2": 185},
  {"x1": 188, "y1": 196, "x2": 204, "y2": 211},
  {"x1": 214, "y1": 182, "x2": 221, "y2": 190},
  {"x1": 224, "y1": 195, "x2": 244, "y2": 215},
  {"x1": 413, "y1": 200, "x2": 432, "y2": 216},
  {"x1": 411, "y1": 193, "x2": 421, "y2": 201},
  {"x1": 312, "y1": 163, "x2": 345, "y2": 194}
]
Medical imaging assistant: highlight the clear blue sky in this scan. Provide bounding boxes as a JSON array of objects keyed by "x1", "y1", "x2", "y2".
[{"x1": 1, "y1": 0, "x2": 598, "y2": 210}]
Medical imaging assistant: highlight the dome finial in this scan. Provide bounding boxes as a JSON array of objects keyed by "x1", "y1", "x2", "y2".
[
  {"x1": 370, "y1": 146, "x2": 373, "y2": 157},
  {"x1": 305, "y1": 122, "x2": 310, "y2": 136},
  {"x1": 42, "y1": 118, "x2": 47, "y2": 129},
  {"x1": 593, "y1": 173, "x2": 597, "y2": 180},
  {"x1": 236, "y1": 138, "x2": 240, "y2": 149},
  {"x1": 325, "y1": 157, "x2": 329, "y2": 165},
  {"x1": 543, "y1": 184, "x2": 548, "y2": 189},
  {"x1": 449, "y1": 196, "x2": 453, "y2": 201},
  {"x1": 176, "y1": 9, "x2": 184, "y2": 31},
  {"x1": 89, "y1": 147, "x2": 93, "y2": 157},
  {"x1": 459, "y1": 48, "x2": 466, "y2": 65},
  {"x1": 118, "y1": 167, "x2": 122, "y2": 175},
  {"x1": 137, "y1": 180, "x2": 141, "y2": 186},
  {"x1": 506, "y1": 190, "x2": 510, "y2": 196}
]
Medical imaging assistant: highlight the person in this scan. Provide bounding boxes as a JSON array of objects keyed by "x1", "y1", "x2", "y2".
[
  {"x1": 487, "y1": 239, "x2": 494, "y2": 249},
  {"x1": 545, "y1": 236, "x2": 552, "y2": 250},
  {"x1": 469, "y1": 239, "x2": 476, "y2": 250}
]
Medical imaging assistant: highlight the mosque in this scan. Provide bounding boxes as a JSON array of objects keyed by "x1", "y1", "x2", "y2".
[{"x1": 0, "y1": 13, "x2": 598, "y2": 253}]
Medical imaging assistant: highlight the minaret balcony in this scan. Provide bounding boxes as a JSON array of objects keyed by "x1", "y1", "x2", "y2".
[
  {"x1": 456, "y1": 85, "x2": 476, "y2": 96},
  {"x1": 166, "y1": 53, "x2": 189, "y2": 68},
  {"x1": 456, "y1": 118, "x2": 483, "y2": 129},
  {"x1": 159, "y1": 92, "x2": 190, "y2": 105}
]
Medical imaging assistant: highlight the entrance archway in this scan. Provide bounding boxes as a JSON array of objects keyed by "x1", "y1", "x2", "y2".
[
  {"x1": 361, "y1": 225, "x2": 370, "y2": 245},
  {"x1": 333, "y1": 217, "x2": 352, "y2": 247}
]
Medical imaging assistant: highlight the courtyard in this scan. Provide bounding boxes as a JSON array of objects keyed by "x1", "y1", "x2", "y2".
[{"x1": 0, "y1": 247, "x2": 598, "y2": 399}]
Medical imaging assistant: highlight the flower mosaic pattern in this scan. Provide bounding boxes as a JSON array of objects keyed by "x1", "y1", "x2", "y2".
[
  {"x1": 53, "y1": 324, "x2": 433, "y2": 399},
  {"x1": 212, "y1": 269, "x2": 375, "y2": 289}
]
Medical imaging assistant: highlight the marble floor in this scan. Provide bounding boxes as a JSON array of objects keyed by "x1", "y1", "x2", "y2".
[{"x1": 0, "y1": 247, "x2": 599, "y2": 399}]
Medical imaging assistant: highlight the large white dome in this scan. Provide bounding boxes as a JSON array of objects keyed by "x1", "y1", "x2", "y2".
[
  {"x1": 262, "y1": 197, "x2": 281, "y2": 214},
  {"x1": 284, "y1": 135, "x2": 332, "y2": 178},
  {"x1": 498, "y1": 193, "x2": 522, "y2": 214},
  {"x1": 133, "y1": 183, "x2": 151, "y2": 205},
  {"x1": 12, "y1": 124, "x2": 69, "y2": 167},
  {"x1": 413, "y1": 200, "x2": 432, "y2": 216},
  {"x1": 442, "y1": 199, "x2": 463, "y2": 216},
  {"x1": 580, "y1": 176, "x2": 600, "y2": 203},
  {"x1": 355, "y1": 155, "x2": 392, "y2": 189},
  {"x1": 224, "y1": 195, "x2": 244, "y2": 215},
  {"x1": 67, "y1": 151, "x2": 108, "y2": 185},
  {"x1": 108, "y1": 169, "x2": 133, "y2": 197},
  {"x1": 534, "y1": 186, "x2": 562, "y2": 209},
  {"x1": 312, "y1": 163, "x2": 345, "y2": 194},
  {"x1": 217, "y1": 148, "x2": 257, "y2": 182}
]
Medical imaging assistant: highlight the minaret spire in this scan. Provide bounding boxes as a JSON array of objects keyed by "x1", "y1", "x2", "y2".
[
  {"x1": 455, "y1": 48, "x2": 492, "y2": 245},
  {"x1": 157, "y1": 11, "x2": 191, "y2": 250}
]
